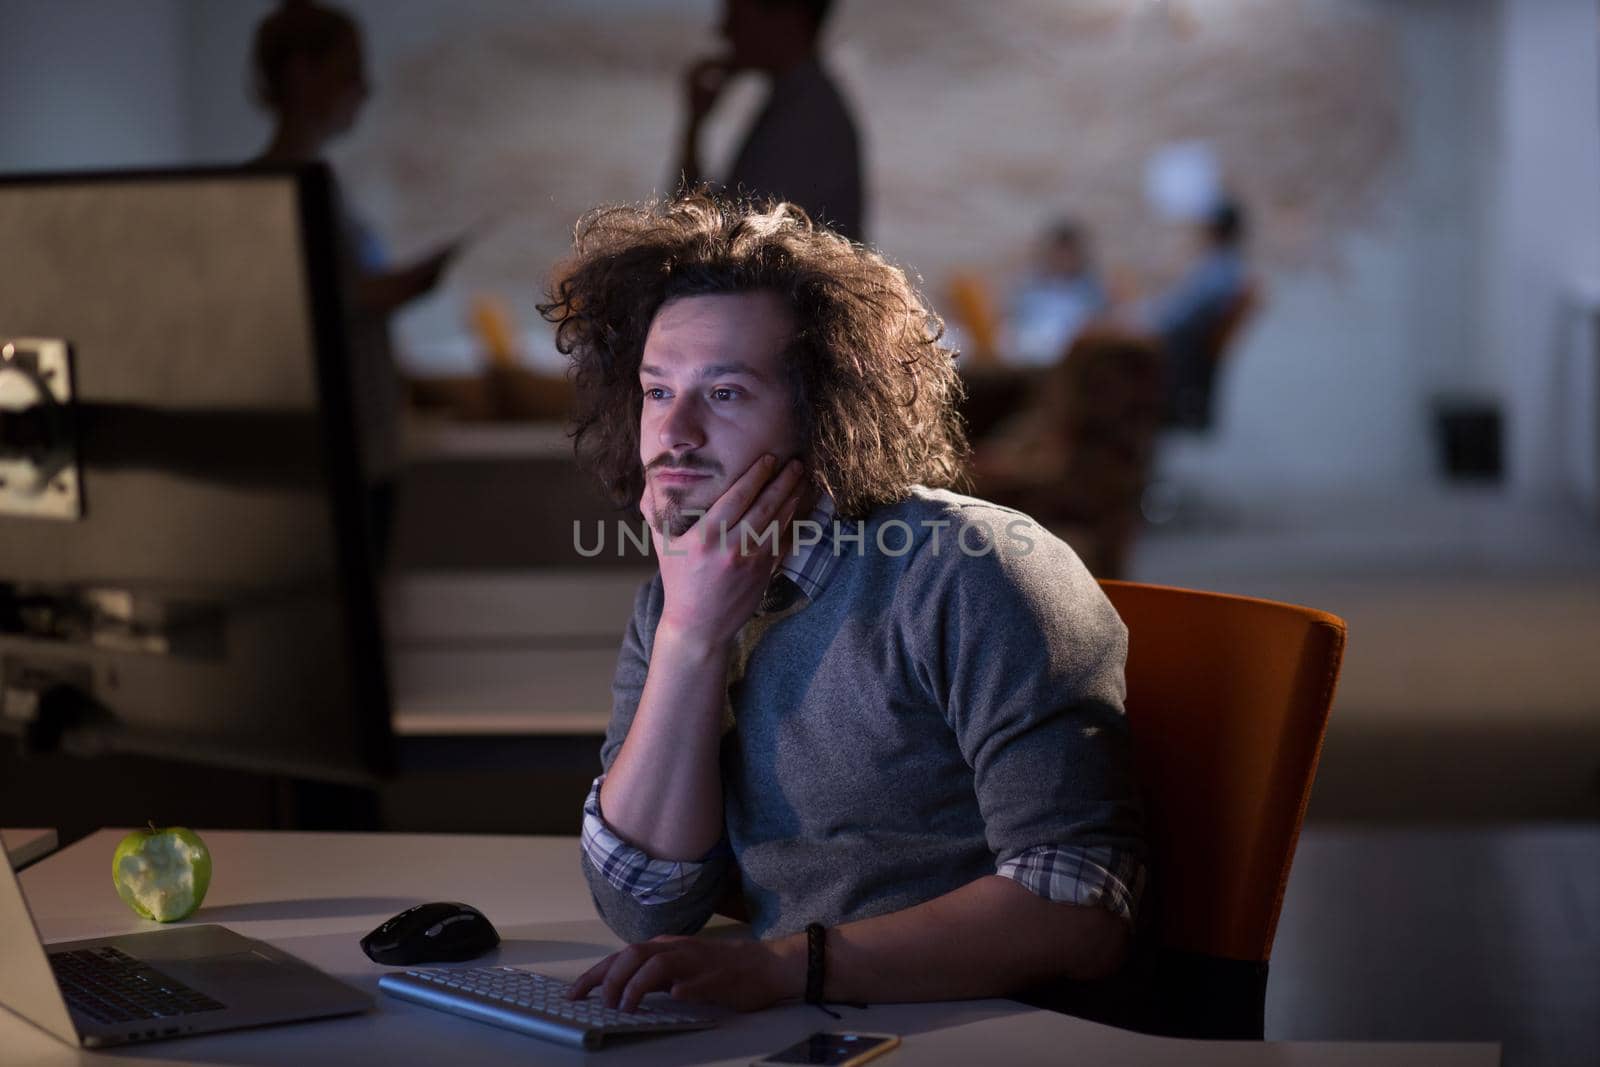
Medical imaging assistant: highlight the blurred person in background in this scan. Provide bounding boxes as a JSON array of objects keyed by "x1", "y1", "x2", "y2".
[
  {"x1": 1133, "y1": 199, "x2": 1250, "y2": 428},
  {"x1": 250, "y1": 0, "x2": 465, "y2": 562},
  {"x1": 1006, "y1": 219, "x2": 1109, "y2": 368},
  {"x1": 675, "y1": 0, "x2": 865, "y2": 242},
  {"x1": 251, "y1": 0, "x2": 460, "y2": 314}
]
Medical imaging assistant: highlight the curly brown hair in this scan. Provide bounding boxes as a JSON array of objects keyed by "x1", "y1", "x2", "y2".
[{"x1": 539, "y1": 195, "x2": 969, "y2": 520}]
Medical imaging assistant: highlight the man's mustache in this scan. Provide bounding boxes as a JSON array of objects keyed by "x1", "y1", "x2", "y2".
[{"x1": 646, "y1": 453, "x2": 721, "y2": 475}]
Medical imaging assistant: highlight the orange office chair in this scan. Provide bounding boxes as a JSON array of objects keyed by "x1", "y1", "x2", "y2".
[{"x1": 1024, "y1": 580, "x2": 1345, "y2": 1038}]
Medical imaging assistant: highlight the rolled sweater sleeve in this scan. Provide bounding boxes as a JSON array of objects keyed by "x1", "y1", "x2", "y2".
[
  {"x1": 911, "y1": 508, "x2": 1146, "y2": 879},
  {"x1": 578, "y1": 577, "x2": 732, "y2": 943}
]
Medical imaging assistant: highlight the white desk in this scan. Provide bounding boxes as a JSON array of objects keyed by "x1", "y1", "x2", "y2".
[
  {"x1": 3, "y1": 828, "x2": 59, "y2": 869},
  {"x1": 4, "y1": 831, "x2": 1499, "y2": 1066}
]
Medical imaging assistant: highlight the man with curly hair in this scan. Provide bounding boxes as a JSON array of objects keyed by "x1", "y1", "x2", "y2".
[{"x1": 545, "y1": 196, "x2": 1144, "y2": 1014}]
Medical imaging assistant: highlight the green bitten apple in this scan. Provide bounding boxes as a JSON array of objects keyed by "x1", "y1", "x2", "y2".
[{"x1": 112, "y1": 824, "x2": 212, "y2": 922}]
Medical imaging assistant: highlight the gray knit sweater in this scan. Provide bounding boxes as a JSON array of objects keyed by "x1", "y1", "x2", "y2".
[{"x1": 581, "y1": 488, "x2": 1143, "y2": 942}]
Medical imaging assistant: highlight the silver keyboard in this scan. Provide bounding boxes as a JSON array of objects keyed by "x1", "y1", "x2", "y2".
[{"x1": 377, "y1": 966, "x2": 720, "y2": 1050}]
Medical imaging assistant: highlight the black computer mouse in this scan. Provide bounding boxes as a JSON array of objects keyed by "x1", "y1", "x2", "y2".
[{"x1": 361, "y1": 901, "x2": 501, "y2": 966}]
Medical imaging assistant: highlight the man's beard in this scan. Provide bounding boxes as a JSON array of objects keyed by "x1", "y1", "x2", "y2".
[
  {"x1": 653, "y1": 487, "x2": 701, "y2": 539},
  {"x1": 646, "y1": 453, "x2": 720, "y2": 538}
]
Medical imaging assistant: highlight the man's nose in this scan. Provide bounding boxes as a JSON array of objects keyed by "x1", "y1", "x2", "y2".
[{"x1": 657, "y1": 395, "x2": 707, "y2": 451}]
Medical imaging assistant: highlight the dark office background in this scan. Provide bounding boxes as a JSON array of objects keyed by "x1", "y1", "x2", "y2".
[{"x1": 1, "y1": 2, "x2": 1597, "y2": 1062}]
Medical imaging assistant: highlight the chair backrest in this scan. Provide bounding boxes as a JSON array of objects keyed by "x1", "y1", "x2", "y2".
[
  {"x1": 945, "y1": 272, "x2": 1002, "y2": 366},
  {"x1": 1053, "y1": 331, "x2": 1167, "y2": 577},
  {"x1": 1200, "y1": 278, "x2": 1262, "y2": 368},
  {"x1": 1098, "y1": 580, "x2": 1345, "y2": 964}
]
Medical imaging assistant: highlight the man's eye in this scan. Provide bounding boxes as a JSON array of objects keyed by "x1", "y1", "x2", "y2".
[{"x1": 711, "y1": 387, "x2": 739, "y2": 401}]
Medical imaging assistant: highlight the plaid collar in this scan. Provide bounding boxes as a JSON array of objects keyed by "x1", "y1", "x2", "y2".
[{"x1": 776, "y1": 493, "x2": 840, "y2": 602}]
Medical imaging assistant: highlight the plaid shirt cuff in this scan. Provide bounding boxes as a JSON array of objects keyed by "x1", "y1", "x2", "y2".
[
  {"x1": 997, "y1": 844, "x2": 1146, "y2": 923},
  {"x1": 580, "y1": 776, "x2": 709, "y2": 906}
]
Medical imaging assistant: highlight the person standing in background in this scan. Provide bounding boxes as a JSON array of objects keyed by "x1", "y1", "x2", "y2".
[
  {"x1": 249, "y1": 0, "x2": 463, "y2": 563},
  {"x1": 675, "y1": 0, "x2": 865, "y2": 242},
  {"x1": 251, "y1": 1, "x2": 459, "y2": 312}
]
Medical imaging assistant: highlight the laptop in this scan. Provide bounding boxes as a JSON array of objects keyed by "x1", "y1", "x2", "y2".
[{"x1": 0, "y1": 855, "x2": 371, "y2": 1048}]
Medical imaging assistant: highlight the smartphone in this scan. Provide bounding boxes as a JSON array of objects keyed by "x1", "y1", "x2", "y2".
[{"x1": 751, "y1": 1031, "x2": 900, "y2": 1066}]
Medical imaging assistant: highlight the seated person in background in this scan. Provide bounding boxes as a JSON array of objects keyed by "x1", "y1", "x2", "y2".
[
  {"x1": 540, "y1": 195, "x2": 1144, "y2": 1012},
  {"x1": 1006, "y1": 219, "x2": 1109, "y2": 367},
  {"x1": 1134, "y1": 199, "x2": 1249, "y2": 428}
]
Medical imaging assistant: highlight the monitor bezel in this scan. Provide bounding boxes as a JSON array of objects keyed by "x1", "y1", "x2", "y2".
[{"x1": 0, "y1": 163, "x2": 394, "y2": 783}]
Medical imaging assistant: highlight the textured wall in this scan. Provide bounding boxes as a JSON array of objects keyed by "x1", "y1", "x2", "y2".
[
  {"x1": 326, "y1": 0, "x2": 1404, "y2": 367},
  {"x1": 16, "y1": 0, "x2": 1541, "y2": 493},
  {"x1": 0, "y1": 0, "x2": 187, "y2": 173}
]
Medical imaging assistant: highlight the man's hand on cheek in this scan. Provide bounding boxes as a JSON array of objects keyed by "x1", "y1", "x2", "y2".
[
  {"x1": 567, "y1": 934, "x2": 804, "y2": 1013},
  {"x1": 651, "y1": 455, "x2": 806, "y2": 647}
]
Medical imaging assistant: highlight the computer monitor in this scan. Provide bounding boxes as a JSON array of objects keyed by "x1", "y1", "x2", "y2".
[{"x1": 0, "y1": 166, "x2": 392, "y2": 784}]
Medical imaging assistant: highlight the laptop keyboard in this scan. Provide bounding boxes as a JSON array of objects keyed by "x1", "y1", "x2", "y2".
[
  {"x1": 378, "y1": 966, "x2": 719, "y2": 1050},
  {"x1": 50, "y1": 946, "x2": 226, "y2": 1024}
]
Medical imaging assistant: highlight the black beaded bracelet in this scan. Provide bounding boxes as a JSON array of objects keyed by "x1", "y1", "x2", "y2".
[
  {"x1": 804, "y1": 922, "x2": 827, "y2": 1006},
  {"x1": 803, "y1": 923, "x2": 864, "y2": 1019}
]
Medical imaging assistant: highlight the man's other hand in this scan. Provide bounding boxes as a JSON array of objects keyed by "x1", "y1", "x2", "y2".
[{"x1": 567, "y1": 934, "x2": 804, "y2": 1013}]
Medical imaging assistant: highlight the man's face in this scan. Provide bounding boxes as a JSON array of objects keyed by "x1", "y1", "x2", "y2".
[
  {"x1": 638, "y1": 291, "x2": 804, "y2": 537},
  {"x1": 1043, "y1": 238, "x2": 1086, "y2": 279}
]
